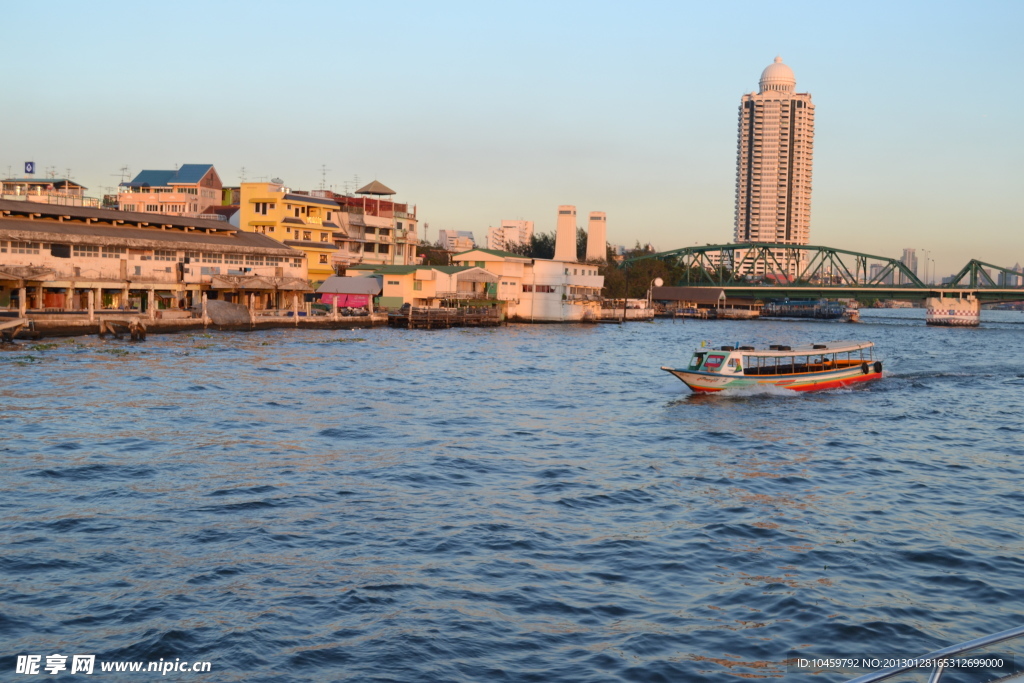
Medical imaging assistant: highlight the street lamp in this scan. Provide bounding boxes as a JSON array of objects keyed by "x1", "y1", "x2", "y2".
[{"x1": 647, "y1": 277, "x2": 664, "y2": 308}]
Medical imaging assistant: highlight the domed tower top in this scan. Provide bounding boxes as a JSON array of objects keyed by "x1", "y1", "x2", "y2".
[{"x1": 758, "y1": 56, "x2": 796, "y2": 94}]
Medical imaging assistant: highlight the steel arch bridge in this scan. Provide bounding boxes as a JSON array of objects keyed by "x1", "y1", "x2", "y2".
[{"x1": 623, "y1": 242, "x2": 1022, "y2": 290}]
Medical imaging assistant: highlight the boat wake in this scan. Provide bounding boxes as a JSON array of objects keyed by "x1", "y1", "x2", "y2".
[{"x1": 706, "y1": 383, "x2": 800, "y2": 399}]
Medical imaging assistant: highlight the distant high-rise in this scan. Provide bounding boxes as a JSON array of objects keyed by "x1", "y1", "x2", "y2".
[
  {"x1": 734, "y1": 57, "x2": 815, "y2": 249},
  {"x1": 901, "y1": 248, "x2": 918, "y2": 284},
  {"x1": 487, "y1": 220, "x2": 533, "y2": 251}
]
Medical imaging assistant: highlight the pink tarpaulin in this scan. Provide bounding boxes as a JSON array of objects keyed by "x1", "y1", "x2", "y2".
[{"x1": 320, "y1": 293, "x2": 370, "y2": 307}]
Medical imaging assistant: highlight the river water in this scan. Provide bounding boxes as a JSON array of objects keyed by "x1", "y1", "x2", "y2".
[{"x1": 2, "y1": 309, "x2": 1023, "y2": 681}]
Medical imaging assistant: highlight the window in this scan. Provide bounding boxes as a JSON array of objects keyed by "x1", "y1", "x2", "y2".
[
  {"x1": 365, "y1": 227, "x2": 376, "y2": 235},
  {"x1": 245, "y1": 255, "x2": 264, "y2": 266},
  {"x1": 254, "y1": 202, "x2": 273, "y2": 215},
  {"x1": 365, "y1": 243, "x2": 375, "y2": 253},
  {"x1": 101, "y1": 246, "x2": 126, "y2": 258},
  {"x1": 202, "y1": 253, "x2": 223, "y2": 263},
  {"x1": 320, "y1": 233, "x2": 328, "y2": 242},
  {"x1": 413, "y1": 281, "x2": 422, "y2": 291},
  {"x1": 294, "y1": 208, "x2": 300, "y2": 218},
  {"x1": 387, "y1": 280, "x2": 400, "y2": 285},
  {"x1": 267, "y1": 226, "x2": 275, "y2": 233},
  {"x1": 378, "y1": 244, "x2": 389, "y2": 254},
  {"x1": 146, "y1": 204, "x2": 159, "y2": 212},
  {"x1": 522, "y1": 284, "x2": 533, "y2": 292},
  {"x1": 0, "y1": 241, "x2": 6, "y2": 253},
  {"x1": 319, "y1": 254, "x2": 328, "y2": 264},
  {"x1": 303, "y1": 231, "x2": 311, "y2": 240},
  {"x1": 349, "y1": 243, "x2": 361, "y2": 252},
  {"x1": 326, "y1": 211, "x2": 332, "y2": 220},
  {"x1": 225, "y1": 253, "x2": 243, "y2": 265},
  {"x1": 153, "y1": 250, "x2": 177, "y2": 261},
  {"x1": 292, "y1": 258, "x2": 302, "y2": 267},
  {"x1": 266, "y1": 256, "x2": 283, "y2": 265},
  {"x1": 702, "y1": 354, "x2": 726, "y2": 370},
  {"x1": 184, "y1": 251, "x2": 200, "y2": 262},
  {"x1": 535, "y1": 285, "x2": 555, "y2": 293},
  {"x1": 72, "y1": 245, "x2": 99, "y2": 257}
]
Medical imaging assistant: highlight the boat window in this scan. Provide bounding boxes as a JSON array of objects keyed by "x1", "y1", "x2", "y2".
[
  {"x1": 702, "y1": 354, "x2": 725, "y2": 371},
  {"x1": 689, "y1": 352, "x2": 706, "y2": 370}
]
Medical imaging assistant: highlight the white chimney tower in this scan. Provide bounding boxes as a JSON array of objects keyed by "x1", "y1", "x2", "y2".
[
  {"x1": 554, "y1": 205, "x2": 577, "y2": 262},
  {"x1": 585, "y1": 212, "x2": 606, "y2": 261}
]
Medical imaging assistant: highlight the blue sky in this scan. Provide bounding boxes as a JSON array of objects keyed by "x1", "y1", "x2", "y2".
[{"x1": 2, "y1": 0, "x2": 1021, "y2": 276}]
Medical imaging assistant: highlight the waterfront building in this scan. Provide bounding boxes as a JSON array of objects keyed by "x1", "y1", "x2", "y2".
[
  {"x1": 585, "y1": 212, "x2": 607, "y2": 262},
  {"x1": 734, "y1": 57, "x2": 814, "y2": 277},
  {"x1": 0, "y1": 199, "x2": 308, "y2": 314},
  {"x1": 438, "y1": 230, "x2": 477, "y2": 252},
  {"x1": 316, "y1": 276, "x2": 381, "y2": 310},
  {"x1": 238, "y1": 181, "x2": 341, "y2": 282},
  {"x1": 329, "y1": 181, "x2": 421, "y2": 268},
  {"x1": 1, "y1": 178, "x2": 98, "y2": 208},
  {"x1": 486, "y1": 220, "x2": 533, "y2": 251},
  {"x1": 452, "y1": 246, "x2": 603, "y2": 322},
  {"x1": 347, "y1": 264, "x2": 498, "y2": 309},
  {"x1": 118, "y1": 165, "x2": 223, "y2": 218}
]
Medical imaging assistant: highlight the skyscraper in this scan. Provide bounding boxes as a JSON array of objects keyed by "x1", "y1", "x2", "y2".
[{"x1": 734, "y1": 57, "x2": 815, "y2": 249}]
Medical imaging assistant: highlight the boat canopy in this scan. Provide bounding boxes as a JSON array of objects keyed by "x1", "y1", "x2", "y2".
[{"x1": 697, "y1": 340, "x2": 874, "y2": 357}]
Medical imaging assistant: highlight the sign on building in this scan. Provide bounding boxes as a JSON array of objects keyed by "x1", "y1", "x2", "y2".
[{"x1": 24, "y1": 162, "x2": 35, "y2": 174}]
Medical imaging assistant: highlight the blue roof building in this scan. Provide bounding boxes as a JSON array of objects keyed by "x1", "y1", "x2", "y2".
[{"x1": 118, "y1": 165, "x2": 224, "y2": 218}]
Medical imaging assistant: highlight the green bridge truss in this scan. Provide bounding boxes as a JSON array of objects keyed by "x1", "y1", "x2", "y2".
[{"x1": 623, "y1": 242, "x2": 1023, "y2": 291}]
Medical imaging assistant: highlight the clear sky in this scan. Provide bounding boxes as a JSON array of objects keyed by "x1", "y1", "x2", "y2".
[{"x1": 2, "y1": 0, "x2": 1021, "y2": 277}]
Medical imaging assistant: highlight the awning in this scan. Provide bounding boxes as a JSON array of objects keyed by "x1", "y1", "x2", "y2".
[{"x1": 210, "y1": 275, "x2": 312, "y2": 292}]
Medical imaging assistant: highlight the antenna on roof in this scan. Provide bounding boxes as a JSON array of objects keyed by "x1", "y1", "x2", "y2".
[
  {"x1": 239, "y1": 167, "x2": 247, "y2": 182},
  {"x1": 111, "y1": 166, "x2": 130, "y2": 183},
  {"x1": 319, "y1": 164, "x2": 330, "y2": 190}
]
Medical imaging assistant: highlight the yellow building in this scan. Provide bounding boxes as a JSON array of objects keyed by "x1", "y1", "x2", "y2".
[{"x1": 239, "y1": 182, "x2": 342, "y2": 282}]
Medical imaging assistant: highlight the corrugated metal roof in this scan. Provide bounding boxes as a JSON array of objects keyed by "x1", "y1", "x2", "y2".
[
  {"x1": 454, "y1": 247, "x2": 528, "y2": 260},
  {"x1": 0, "y1": 214, "x2": 300, "y2": 255},
  {"x1": 123, "y1": 170, "x2": 177, "y2": 187},
  {"x1": 121, "y1": 164, "x2": 214, "y2": 188},
  {"x1": 170, "y1": 164, "x2": 214, "y2": 185},
  {"x1": 652, "y1": 287, "x2": 726, "y2": 305},
  {"x1": 316, "y1": 276, "x2": 382, "y2": 295},
  {"x1": 282, "y1": 193, "x2": 339, "y2": 207},
  {"x1": 0, "y1": 198, "x2": 235, "y2": 233},
  {"x1": 282, "y1": 240, "x2": 338, "y2": 251},
  {"x1": 2, "y1": 178, "x2": 87, "y2": 189}
]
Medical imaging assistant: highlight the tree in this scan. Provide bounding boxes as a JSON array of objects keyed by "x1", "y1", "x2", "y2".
[
  {"x1": 418, "y1": 245, "x2": 451, "y2": 266},
  {"x1": 528, "y1": 231, "x2": 555, "y2": 260}
]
